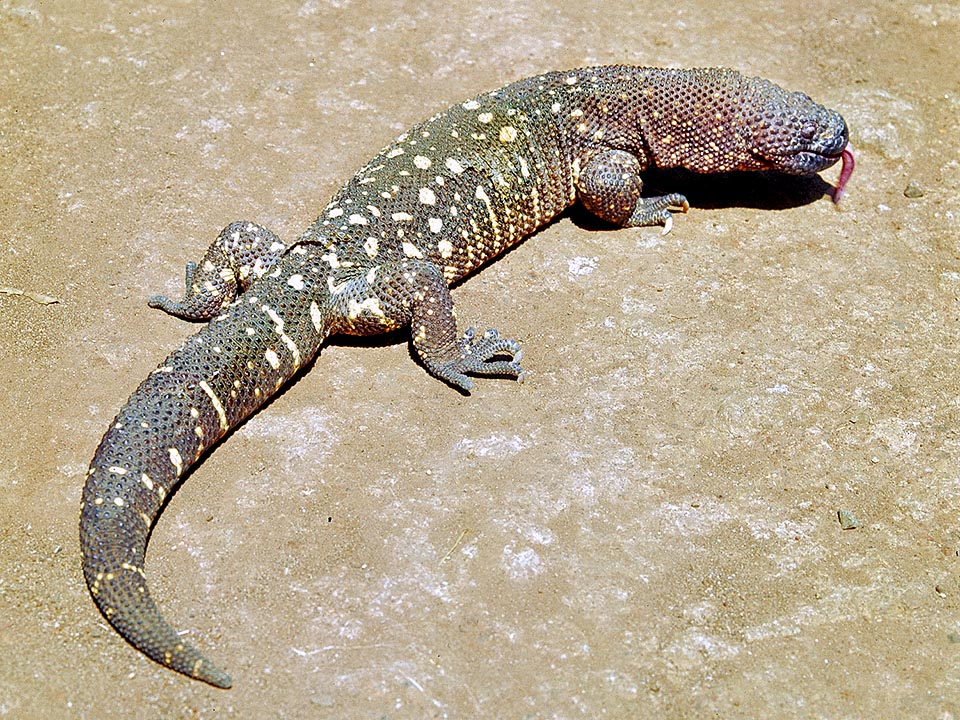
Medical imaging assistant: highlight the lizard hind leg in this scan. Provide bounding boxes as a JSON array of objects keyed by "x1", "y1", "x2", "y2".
[{"x1": 148, "y1": 221, "x2": 286, "y2": 320}]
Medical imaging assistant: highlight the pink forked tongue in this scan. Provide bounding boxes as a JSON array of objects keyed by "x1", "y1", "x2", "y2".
[{"x1": 833, "y1": 144, "x2": 855, "y2": 203}]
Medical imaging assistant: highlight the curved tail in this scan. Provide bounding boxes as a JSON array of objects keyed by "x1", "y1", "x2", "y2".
[{"x1": 80, "y1": 248, "x2": 330, "y2": 687}]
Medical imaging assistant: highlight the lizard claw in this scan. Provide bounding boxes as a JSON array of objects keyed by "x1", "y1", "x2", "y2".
[{"x1": 627, "y1": 193, "x2": 689, "y2": 231}]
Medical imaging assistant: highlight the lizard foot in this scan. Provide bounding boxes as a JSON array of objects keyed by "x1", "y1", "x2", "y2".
[
  {"x1": 435, "y1": 328, "x2": 525, "y2": 392},
  {"x1": 148, "y1": 261, "x2": 211, "y2": 319},
  {"x1": 626, "y1": 193, "x2": 690, "y2": 234}
]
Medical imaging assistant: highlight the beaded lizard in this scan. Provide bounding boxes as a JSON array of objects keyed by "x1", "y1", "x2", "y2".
[{"x1": 80, "y1": 66, "x2": 853, "y2": 688}]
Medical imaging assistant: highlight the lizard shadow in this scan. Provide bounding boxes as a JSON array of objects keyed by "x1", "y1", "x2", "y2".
[
  {"x1": 649, "y1": 167, "x2": 835, "y2": 210},
  {"x1": 570, "y1": 168, "x2": 835, "y2": 230}
]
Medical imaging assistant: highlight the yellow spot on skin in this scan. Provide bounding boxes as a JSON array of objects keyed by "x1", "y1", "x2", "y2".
[
  {"x1": 121, "y1": 562, "x2": 146, "y2": 576},
  {"x1": 348, "y1": 213, "x2": 367, "y2": 225},
  {"x1": 419, "y1": 187, "x2": 436, "y2": 205},
  {"x1": 310, "y1": 301, "x2": 324, "y2": 332},
  {"x1": 392, "y1": 212, "x2": 413, "y2": 222},
  {"x1": 438, "y1": 238, "x2": 454, "y2": 258},
  {"x1": 364, "y1": 237, "x2": 378, "y2": 257},
  {"x1": 413, "y1": 155, "x2": 432, "y2": 169},
  {"x1": 168, "y1": 448, "x2": 183, "y2": 477},
  {"x1": 328, "y1": 207, "x2": 343, "y2": 218},
  {"x1": 365, "y1": 266, "x2": 379, "y2": 284},
  {"x1": 348, "y1": 296, "x2": 386, "y2": 319},
  {"x1": 113, "y1": 497, "x2": 125, "y2": 507},
  {"x1": 428, "y1": 218, "x2": 443, "y2": 233},
  {"x1": 402, "y1": 241, "x2": 424, "y2": 259},
  {"x1": 287, "y1": 274, "x2": 305, "y2": 290},
  {"x1": 265, "y1": 348, "x2": 281, "y2": 370},
  {"x1": 499, "y1": 125, "x2": 517, "y2": 143},
  {"x1": 199, "y1": 379, "x2": 229, "y2": 431},
  {"x1": 386, "y1": 147, "x2": 404, "y2": 158},
  {"x1": 141, "y1": 473, "x2": 154, "y2": 491},
  {"x1": 445, "y1": 157, "x2": 464, "y2": 174},
  {"x1": 263, "y1": 304, "x2": 302, "y2": 370},
  {"x1": 321, "y1": 252, "x2": 340, "y2": 268},
  {"x1": 478, "y1": 112, "x2": 493, "y2": 124},
  {"x1": 462, "y1": 100, "x2": 480, "y2": 110},
  {"x1": 108, "y1": 466, "x2": 127, "y2": 475},
  {"x1": 94, "y1": 497, "x2": 104, "y2": 506}
]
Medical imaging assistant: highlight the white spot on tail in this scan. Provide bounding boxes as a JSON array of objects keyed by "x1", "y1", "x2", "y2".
[
  {"x1": 168, "y1": 448, "x2": 183, "y2": 477},
  {"x1": 264, "y1": 348, "x2": 281, "y2": 370},
  {"x1": 310, "y1": 301, "x2": 324, "y2": 332},
  {"x1": 199, "y1": 379, "x2": 229, "y2": 432}
]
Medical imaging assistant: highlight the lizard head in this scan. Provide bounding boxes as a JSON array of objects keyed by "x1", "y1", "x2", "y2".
[{"x1": 738, "y1": 76, "x2": 849, "y2": 176}]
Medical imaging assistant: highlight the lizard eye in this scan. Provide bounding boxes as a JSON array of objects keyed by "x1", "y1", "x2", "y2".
[{"x1": 800, "y1": 122, "x2": 817, "y2": 141}]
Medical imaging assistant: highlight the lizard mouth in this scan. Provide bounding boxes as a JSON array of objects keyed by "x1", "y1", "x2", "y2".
[{"x1": 793, "y1": 148, "x2": 844, "y2": 172}]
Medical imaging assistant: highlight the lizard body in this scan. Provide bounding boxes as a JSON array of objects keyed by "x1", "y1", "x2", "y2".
[{"x1": 80, "y1": 66, "x2": 852, "y2": 688}]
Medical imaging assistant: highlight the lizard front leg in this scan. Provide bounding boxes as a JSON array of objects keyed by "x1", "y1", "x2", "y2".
[
  {"x1": 575, "y1": 149, "x2": 689, "y2": 232},
  {"x1": 149, "y1": 221, "x2": 286, "y2": 320}
]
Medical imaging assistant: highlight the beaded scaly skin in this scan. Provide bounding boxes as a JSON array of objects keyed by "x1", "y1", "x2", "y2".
[{"x1": 80, "y1": 66, "x2": 852, "y2": 687}]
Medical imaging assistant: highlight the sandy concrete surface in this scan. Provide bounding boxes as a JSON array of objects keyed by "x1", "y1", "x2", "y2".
[{"x1": 1, "y1": 0, "x2": 958, "y2": 717}]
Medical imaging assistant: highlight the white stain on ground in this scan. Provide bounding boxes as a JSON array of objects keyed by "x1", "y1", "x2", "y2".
[
  {"x1": 567, "y1": 256, "x2": 598, "y2": 276},
  {"x1": 501, "y1": 544, "x2": 544, "y2": 580},
  {"x1": 454, "y1": 433, "x2": 530, "y2": 459}
]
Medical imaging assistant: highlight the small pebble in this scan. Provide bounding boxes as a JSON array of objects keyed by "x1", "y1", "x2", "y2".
[
  {"x1": 903, "y1": 181, "x2": 924, "y2": 198},
  {"x1": 838, "y1": 509, "x2": 860, "y2": 529}
]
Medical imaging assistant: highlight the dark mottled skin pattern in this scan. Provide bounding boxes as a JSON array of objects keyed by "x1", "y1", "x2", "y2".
[{"x1": 80, "y1": 66, "x2": 851, "y2": 688}]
